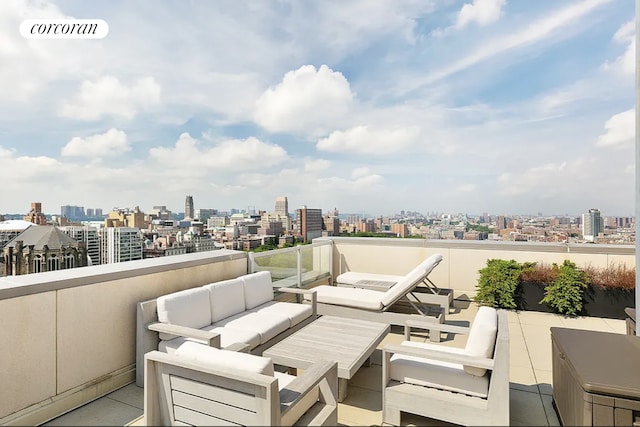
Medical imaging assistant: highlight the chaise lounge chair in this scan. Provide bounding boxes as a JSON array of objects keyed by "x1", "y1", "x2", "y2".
[
  {"x1": 305, "y1": 254, "x2": 446, "y2": 339},
  {"x1": 336, "y1": 253, "x2": 453, "y2": 313}
]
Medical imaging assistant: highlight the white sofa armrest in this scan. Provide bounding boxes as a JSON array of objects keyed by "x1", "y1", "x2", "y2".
[
  {"x1": 147, "y1": 322, "x2": 221, "y2": 348},
  {"x1": 278, "y1": 287, "x2": 317, "y2": 317},
  {"x1": 383, "y1": 343, "x2": 495, "y2": 371}
]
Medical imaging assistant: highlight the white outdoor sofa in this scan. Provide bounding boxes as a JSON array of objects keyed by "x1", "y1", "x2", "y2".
[
  {"x1": 382, "y1": 306, "x2": 510, "y2": 426},
  {"x1": 145, "y1": 341, "x2": 338, "y2": 426},
  {"x1": 304, "y1": 254, "x2": 445, "y2": 339},
  {"x1": 136, "y1": 271, "x2": 317, "y2": 386},
  {"x1": 336, "y1": 253, "x2": 453, "y2": 313}
]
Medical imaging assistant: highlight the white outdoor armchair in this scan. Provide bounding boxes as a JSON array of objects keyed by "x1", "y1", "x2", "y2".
[{"x1": 144, "y1": 342, "x2": 338, "y2": 426}]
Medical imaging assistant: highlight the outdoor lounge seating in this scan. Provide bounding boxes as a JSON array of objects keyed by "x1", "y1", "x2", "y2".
[
  {"x1": 144, "y1": 342, "x2": 338, "y2": 426},
  {"x1": 381, "y1": 306, "x2": 509, "y2": 426},
  {"x1": 136, "y1": 271, "x2": 317, "y2": 386},
  {"x1": 305, "y1": 254, "x2": 446, "y2": 337},
  {"x1": 336, "y1": 253, "x2": 453, "y2": 312}
]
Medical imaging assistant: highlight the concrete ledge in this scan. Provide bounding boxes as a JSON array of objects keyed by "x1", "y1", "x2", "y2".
[
  {"x1": 0, "y1": 250, "x2": 247, "y2": 300},
  {"x1": 0, "y1": 365, "x2": 135, "y2": 426}
]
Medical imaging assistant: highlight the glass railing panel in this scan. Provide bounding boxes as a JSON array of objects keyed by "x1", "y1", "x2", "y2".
[
  {"x1": 250, "y1": 246, "x2": 299, "y2": 288},
  {"x1": 298, "y1": 241, "x2": 332, "y2": 286}
]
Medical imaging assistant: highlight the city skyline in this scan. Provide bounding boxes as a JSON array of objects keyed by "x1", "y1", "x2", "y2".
[{"x1": 0, "y1": 1, "x2": 634, "y2": 216}]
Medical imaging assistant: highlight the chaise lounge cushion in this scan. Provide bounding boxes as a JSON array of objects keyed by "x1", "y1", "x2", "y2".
[
  {"x1": 258, "y1": 301, "x2": 314, "y2": 327},
  {"x1": 380, "y1": 266, "x2": 429, "y2": 307},
  {"x1": 156, "y1": 287, "x2": 212, "y2": 340},
  {"x1": 308, "y1": 285, "x2": 384, "y2": 310},
  {"x1": 336, "y1": 272, "x2": 403, "y2": 286},
  {"x1": 204, "y1": 278, "x2": 246, "y2": 322},
  {"x1": 242, "y1": 271, "x2": 274, "y2": 310},
  {"x1": 389, "y1": 341, "x2": 490, "y2": 398},
  {"x1": 463, "y1": 306, "x2": 498, "y2": 376},
  {"x1": 175, "y1": 341, "x2": 274, "y2": 376}
]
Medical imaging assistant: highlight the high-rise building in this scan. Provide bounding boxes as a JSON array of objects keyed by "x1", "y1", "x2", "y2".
[
  {"x1": 95, "y1": 208, "x2": 103, "y2": 217},
  {"x1": 86, "y1": 208, "x2": 95, "y2": 217},
  {"x1": 295, "y1": 206, "x2": 323, "y2": 243},
  {"x1": 59, "y1": 225, "x2": 100, "y2": 265},
  {"x1": 582, "y1": 209, "x2": 604, "y2": 242},
  {"x1": 275, "y1": 196, "x2": 288, "y2": 216},
  {"x1": 185, "y1": 195, "x2": 194, "y2": 220},
  {"x1": 61, "y1": 205, "x2": 85, "y2": 219},
  {"x1": 99, "y1": 227, "x2": 143, "y2": 264},
  {"x1": 195, "y1": 208, "x2": 217, "y2": 222},
  {"x1": 24, "y1": 202, "x2": 48, "y2": 225}
]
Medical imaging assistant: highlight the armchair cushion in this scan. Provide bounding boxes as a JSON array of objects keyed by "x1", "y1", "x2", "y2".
[
  {"x1": 156, "y1": 287, "x2": 211, "y2": 340},
  {"x1": 175, "y1": 341, "x2": 274, "y2": 376},
  {"x1": 390, "y1": 341, "x2": 489, "y2": 398},
  {"x1": 464, "y1": 306, "x2": 498, "y2": 376},
  {"x1": 242, "y1": 271, "x2": 274, "y2": 309},
  {"x1": 204, "y1": 278, "x2": 245, "y2": 322}
]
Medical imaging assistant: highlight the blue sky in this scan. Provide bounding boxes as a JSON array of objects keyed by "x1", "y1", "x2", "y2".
[{"x1": 0, "y1": 0, "x2": 635, "y2": 217}]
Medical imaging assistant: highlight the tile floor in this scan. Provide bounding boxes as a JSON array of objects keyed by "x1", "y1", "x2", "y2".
[{"x1": 43, "y1": 304, "x2": 627, "y2": 426}]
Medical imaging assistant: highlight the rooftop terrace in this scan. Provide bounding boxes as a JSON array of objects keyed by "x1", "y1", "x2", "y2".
[{"x1": 0, "y1": 237, "x2": 635, "y2": 426}]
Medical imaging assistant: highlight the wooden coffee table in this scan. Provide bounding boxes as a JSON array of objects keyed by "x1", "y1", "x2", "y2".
[{"x1": 263, "y1": 315, "x2": 390, "y2": 401}]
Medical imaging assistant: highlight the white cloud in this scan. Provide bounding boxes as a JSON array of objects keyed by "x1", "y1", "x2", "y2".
[
  {"x1": 254, "y1": 65, "x2": 354, "y2": 135},
  {"x1": 149, "y1": 133, "x2": 288, "y2": 170},
  {"x1": 458, "y1": 184, "x2": 477, "y2": 192},
  {"x1": 498, "y1": 161, "x2": 569, "y2": 196},
  {"x1": 304, "y1": 159, "x2": 331, "y2": 172},
  {"x1": 596, "y1": 109, "x2": 635, "y2": 148},
  {"x1": 456, "y1": 0, "x2": 507, "y2": 28},
  {"x1": 316, "y1": 125, "x2": 420, "y2": 154},
  {"x1": 58, "y1": 76, "x2": 161, "y2": 120},
  {"x1": 602, "y1": 20, "x2": 635, "y2": 75},
  {"x1": 62, "y1": 128, "x2": 130, "y2": 158}
]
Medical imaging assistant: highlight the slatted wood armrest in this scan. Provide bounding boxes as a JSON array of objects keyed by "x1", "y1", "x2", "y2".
[
  {"x1": 404, "y1": 319, "x2": 471, "y2": 340},
  {"x1": 383, "y1": 343, "x2": 495, "y2": 371},
  {"x1": 146, "y1": 322, "x2": 221, "y2": 348},
  {"x1": 280, "y1": 359, "x2": 338, "y2": 426},
  {"x1": 279, "y1": 287, "x2": 317, "y2": 315}
]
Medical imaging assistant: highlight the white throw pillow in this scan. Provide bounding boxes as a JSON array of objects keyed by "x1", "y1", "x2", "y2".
[
  {"x1": 175, "y1": 341, "x2": 274, "y2": 376},
  {"x1": 242, "y1": 271, "x2": 274, "y2": 310}
]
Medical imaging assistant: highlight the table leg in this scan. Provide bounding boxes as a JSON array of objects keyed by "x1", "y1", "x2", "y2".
[{"x1": 338, "y1": 378, "x2": 348, "y2": 402}]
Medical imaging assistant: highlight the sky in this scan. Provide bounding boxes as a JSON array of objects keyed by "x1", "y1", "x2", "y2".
[{"x1": 0, "y1": 0, "x2": 635, "y2": 217}]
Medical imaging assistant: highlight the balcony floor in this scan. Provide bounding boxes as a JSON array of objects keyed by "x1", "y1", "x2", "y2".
[{"x1": 43, "y1": 303, "x2": 627, "y2": 426}]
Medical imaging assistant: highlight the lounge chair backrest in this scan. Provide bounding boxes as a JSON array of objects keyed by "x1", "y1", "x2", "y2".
[{"x1": 380, "y1": 254, "x2": 442, "y2": 307}]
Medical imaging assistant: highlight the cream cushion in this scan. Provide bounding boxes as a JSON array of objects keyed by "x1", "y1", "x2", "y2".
[
  {"x1": 309, "y1": 285, "x2": 384, "y2": 310},
  {"x1": 258, "y1": 301, "x2": 313, "y2": 327},
  {"x1": 217, "y1": 312, "x2": 290, "y2": 344},
  {"x1": 159, "y1": 325, "x2": 261, "y2": 354},
  {"x1": 242, "y1": 271, "x2": 274, "y2": 310},
  {"x1": 464, "y1": 306, "x2": 498, "y2": 376},
  {"x1": 390, "y1": 341, "x2": 490, "y2": 398},
  {"x1": 157, "y1": 287, "x2": 211, "y2": 340},
  {"x1": 380, "y1": 266, "x2": 427, "y2": 307},
  {"x1": 175, "y1": 341, "x2": 274, "y2": 376},
  {"x1": 204, "y1": 278, "x2": 246, "y2": 322},
  {"x1": 336, "y1": 272, "x2": 402, "y2": 287}
]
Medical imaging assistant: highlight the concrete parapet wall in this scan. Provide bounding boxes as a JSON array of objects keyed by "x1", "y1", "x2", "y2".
[{"x1": 0, "y1": 250, "x2": 247, "y2": 425}]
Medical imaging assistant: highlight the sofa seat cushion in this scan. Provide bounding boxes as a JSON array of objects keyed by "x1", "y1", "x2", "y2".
[
  {"x1": 204, "y1": 278, "x2": 246, "y2": 322},
  {"x1": 257, "y1": 301, "x2": 313, "y2": 327},
  {"x1": 157, "y1": 287, "x2": 212, "y2": 340},
  {"x1": 175, "y1": 341, "x2": 274, "y2": 376},
  {"x1": 390, "y1": 341, "x2": 489, "y2": 398},
  {"x1": 242, "y1": 271, "x2": 274, "y2": 310},
  {"x1": 159, "y1": 325, "x2": 262, "y2": 353},
  {"x1": 336, "y1": 272, "x2": 403, "y2": 287},
  {"x1": 216, "y1": 312, "x2": 290, "y2": 344},
  {"x1": 464, "y1": 306, "x2": 498, "y2": 376},
  {"x1": 307, "y1": 285, "x2": 384, "y2": 310}
]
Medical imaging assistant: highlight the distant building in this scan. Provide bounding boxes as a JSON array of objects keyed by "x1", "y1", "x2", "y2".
[
  {"x1": 0, "y1": 220, "x2": 34, "y2": 249},
  {"x1": 391, "y1": 222, "x2": 409, "y2": 237},
  {"x1": 60, "y1": 205, "x2": 85, "y2": 220},
  {"x1": 105, "y1": 206, "x2": 148, "y2": 229},
  {"x1": 148, "y1": 206, "x2": 173, "y2": 221},
  {"x1": 195, "y1": 208, "x2": 216, "y2": 222},
  {"x1": 275, "y1": 196, "x2": 289, "y2": 216},
  {"x1": 295, "y1": 206, "x2": 323, "y2": 242},
  {"x1": 99, "y1": 227, "x2": 143, "y2": 264},
  {"x1": 323, "y1": 215, "x2": 340, "y2": 236},
  {"x1": 582, "y1": 208, "x2": 604, "y2": 242},
  {"x1": 3, "y1": 226, "x2": 88, "y2": 275},
  {"x1": 185, "y1": 195, "x2": 194, "y2": 220},
  {"x1": 59, "y1": 225, "x2": 100, "y2": 265},
  {"x1": 24, "y1": 202, "x2": 48, "y2": 225}
]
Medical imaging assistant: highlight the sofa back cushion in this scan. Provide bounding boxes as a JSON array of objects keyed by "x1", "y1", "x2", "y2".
[
  {"x1": 242, "y1": 271, "x2": 274, "y2": 310},
  {"x1": 380, "y1": 265, "x2": 426, "y2": 307},
  {"x1": 204, "y1": 278, "x2": 246, "y2": 322},
  {"x1": 463, "y1": 306, "x2": 498, "y2": 376},
  {"x1": 157, "y1": 287, "x2": 212, "y2": 331},
  {"x1": 175, "y1": 341, "x2": 274, "y2": 376}
]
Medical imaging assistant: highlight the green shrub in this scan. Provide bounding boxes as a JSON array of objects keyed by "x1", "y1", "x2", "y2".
[
  {"x1": 540, "y1": 260, "x2": 589, "y2": 316},
  {"x1": 474, "y1": 259, "x2": 524, "y2": 309}
]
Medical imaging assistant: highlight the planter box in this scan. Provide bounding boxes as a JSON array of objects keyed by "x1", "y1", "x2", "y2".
[{"x1": 518, "y1": 282, "x2": 635, "y2": 320}]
